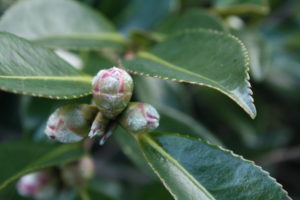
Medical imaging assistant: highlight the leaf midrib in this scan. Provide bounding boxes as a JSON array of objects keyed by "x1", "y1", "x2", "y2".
[
  {"x1": 128, "y1": 50, "x2": 256, "y2": 119},
  {"x1": 137, "y1": 51, "x2": 229, "y2": 93},
  {"x1": 32, "y1": 32, "x2": 125, "y2": 43},
  {"x1": 139, "y1": 134, "x2": 216, "y2": 200},
  {"x1": 0, "y1": 75, "x2": 92, "y2": 83}
]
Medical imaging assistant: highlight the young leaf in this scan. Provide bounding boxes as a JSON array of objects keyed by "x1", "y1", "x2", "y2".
[
  {"x1": 0, "y1": 32, "x2": 93, "y2": 99},
  {"x1": 122, "y1": 29, "x2": 256, "y2": 118},
  {"x1": 213, "y1": 0, "x2": 269, "y2": 15},
  {"x1": 0, "y1": 140, "x2": 84, "y2": 190},
  {"x1": 0, "y1": 0, "x2": 125, "y2": 49},
  {"x1": 137, "y1": 132, "x2": 291, "y2": 200}
]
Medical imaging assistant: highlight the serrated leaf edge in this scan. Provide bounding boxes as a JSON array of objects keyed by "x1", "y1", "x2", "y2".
[
  {"x1": 0, "y1": 75, "x2": 92, "y2": 99},
  {"x1": 122, "y1": 28, "x2": 256, "y2": 118},
  {"x1": 137, "y1": 134, "x2": 216, "y2": 200},
  {"x1": 141, "y1": 132, "x2": 292, "y2": 200},
  {"x1": 0, "y1": 86, "x2": 91, "y2": 99}
]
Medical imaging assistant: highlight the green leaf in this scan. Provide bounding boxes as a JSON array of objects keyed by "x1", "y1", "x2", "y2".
[
  {"x1": 136, "y1": 182, "x2": 173, "y2": 200},
  {"x1": 0, "y1": 32, "x2": 93, "y2": 99},
  {"x1": 154, "y1": 8, "x2": 228, "y2": 36},
  {"x1": 133, "y1": 76, "x2": 222, "y2": 145},
  {"x1": 0, "y1": 0, "x2": 125, "y2": 49},
  {"x1": 157, "y1": 106, "x2": 222, "y2": 146},
  {"x1": 114, "y1": 127, "x2": 154, "y2": 176},
  {"x1": 138, "y1": 132, "x2": 291, "y2": 200},
  {"x1": 0, "y1": 140, "x2": 84, "y2": 190},
  {"x1": 0, "y1": 183, "x2": 28, "y2": 200},
  {"x1": 116, "y1": 0, "x2": 180, "y2": 34},
  {"x1": 213, "y1": 0, "x2": 269, "y2": 15},
  {"x1": 75, "y1": 188, "x2": 117, "y2": 200},
  {"x1": 89, "y1": 177, "x2": 122, "y2": 200},
  {"x1": 122, "y1": 29, "x2": 256, "y2": 118},
  {"x1": 81, "y1": 52, "x2": 115, "y2": 76}
]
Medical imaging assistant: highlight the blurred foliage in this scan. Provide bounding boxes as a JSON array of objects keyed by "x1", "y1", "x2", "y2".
[{"x1": 1, "y1": 0, "x2": 300, "y2": 199}]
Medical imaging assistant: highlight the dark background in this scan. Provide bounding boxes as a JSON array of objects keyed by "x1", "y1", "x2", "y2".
[{"x1": 1, "y1": 0, "x2": 300, "y2": 199}]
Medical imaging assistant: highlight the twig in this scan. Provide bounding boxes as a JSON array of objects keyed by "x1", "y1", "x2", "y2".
[{"x1": 256, "y1": 145, "x2": 300, "y2": 166}]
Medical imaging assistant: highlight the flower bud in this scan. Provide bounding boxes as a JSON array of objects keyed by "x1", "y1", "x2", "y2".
[
  {"x1": 45, "y1": 104, "x2": 98, "y2": 143},
  {"x1": 60, "y1": 156, "x2": 95, "y2": 187},
  {"x1": 119, "y1": 102, "x2": 160, "y2": 134},
  {"x1": 16, "y1": 170, "x2": 57, "y2": 200},
  {"x1": 88, "y1": 112, "x2": 109, "y2": 138},
  {"x1": 92, "y1": 67, "x2": 133, "y2": 119}
]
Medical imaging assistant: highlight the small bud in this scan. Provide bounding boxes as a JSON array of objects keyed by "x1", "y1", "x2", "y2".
[
  {"x1": 17, "y1": 171, "x2": 57, "y2": 200},
  {"x1": 119, "y1": 102, "x2": 160, "y2": 134},
  {"x1": 92, "y1": 67, "x2": 133, "y2": 119},
  {"x1": 61, "y1": 156, "x2": 95, "y2": 187},
  {"x1": 88, "y1": 112, "x2": 109, "y2": 138},
  {"x1": 45, "y1": 104, "x2": 98, "y2": 143}
]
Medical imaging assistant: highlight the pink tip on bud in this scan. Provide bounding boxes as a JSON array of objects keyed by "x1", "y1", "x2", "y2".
[
  {"x1": 16, "y1": 171, "x2": 57, "y2": 199},
  {"x1": 92, "y1": 67, "x2": 133, "y2": 119},
  {"x1": 45, "y1": 104, "x2": 98, "y2": 143},
  {"x1": 119, "y1": 102, "x2": 160, "y2": 134},
  {"x1": 88, "y1": 112, "x2": 109, "y2": 138}
]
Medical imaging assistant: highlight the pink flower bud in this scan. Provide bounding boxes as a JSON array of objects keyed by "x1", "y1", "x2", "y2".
[
  {"x1": 61, "y1": 156, "x2": 95, "y2": 187},
  {"x1": 16, "y1": 171, "x2": 57, "y2": 200},
  {"x1": 119, "y1": 102, "x2": 160, "y2": 134},
  {"x1": 92, "y1": 67, "x2": 133, "y2": 119},
  {"x1": 45, "y1": 104, "x2": 98, "y2": 143}
]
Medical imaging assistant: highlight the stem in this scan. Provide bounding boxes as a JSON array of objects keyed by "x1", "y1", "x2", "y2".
[{"x1": 256, "y1": 145, "x2": 300, "y2": 166}]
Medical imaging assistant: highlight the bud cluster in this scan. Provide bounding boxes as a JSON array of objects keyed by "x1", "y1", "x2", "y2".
[{"x1": 44, "y1": 66, "x2": 160, "y2": 145}]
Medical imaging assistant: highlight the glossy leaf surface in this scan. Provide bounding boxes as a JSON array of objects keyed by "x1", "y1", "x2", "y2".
[
  {"x1": 133, "y1": 76, "x2": 222, "y2": 145},
  {"x1": 138, "y1": 132, "x2": 291, "y2": 200},
  {"x1": 122, "y1": 30, "x2": 256, "y2": 118},
  {"x1": 0, "y1": 32, "x2": 92, "y2": 99},
  {"x1": 0, "y1": 0, "x2": 125, "y2": 49}
]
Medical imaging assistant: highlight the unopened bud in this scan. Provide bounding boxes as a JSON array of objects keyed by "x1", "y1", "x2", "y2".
[
  {"x1": 88, "y1": 112, "x2": 109, "y2": 138},
  {"x1": 119, "y1": 102, "x2": 160, "y2": 134},
  {"x1": 16, "y1": 170, "x2": 57, "y2": 200},
  {"x1": 45, "y1": 104, "x2": 98, "y2": 143},
  {"x1": 61, "y1": 156, "x2": 95, "y2": 187},
  {"x1": 92, "y1": 67, "x2": 133, "y2": 119}
]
